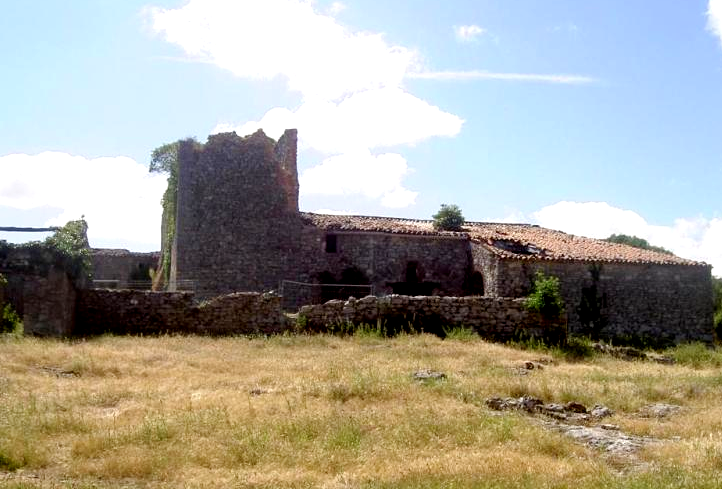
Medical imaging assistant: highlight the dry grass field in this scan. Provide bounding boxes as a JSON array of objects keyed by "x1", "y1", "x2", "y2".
[{"x1": 2, "y1": 331, "x2": 722, "y2": 488}]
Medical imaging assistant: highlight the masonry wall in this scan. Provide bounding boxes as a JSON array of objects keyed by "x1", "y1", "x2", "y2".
[
  {"x1": 172, "y1": 130, "x2": 304, "y2": 298},
  {"x1": 90, "y1": 249, "x2": 159, "y2": 286},
  {"x1": 278, "y1": 229, "x2": 472, "y2": 310},
  {"x1": 1, "y1": 247, "x2": 76, "y2": 336},
  {"x1": 299, "y1": 295, "x2": 566, "y2": 343},
  {"x1": 477, "y1": 251, "x2": 714, "y2": 344},
  {"x1": 75, "y1": 289, "x2": 289, "y2": 336}
]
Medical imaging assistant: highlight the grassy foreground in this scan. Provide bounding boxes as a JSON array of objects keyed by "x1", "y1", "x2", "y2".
[{"x1": 2, "y1": 333, "x2": 722, "y2": 488}]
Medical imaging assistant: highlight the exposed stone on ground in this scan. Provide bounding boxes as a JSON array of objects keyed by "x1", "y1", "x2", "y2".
[
  {"x1": 485, "y1": 396, "x2": 611, "y2": 419},
  {"x1": 38, "y1": 365, "x2": 78, "y2": 378},
  {"x1": 565, "y1": 401, "x2": 587, "y2": 413},
  {"x1": 485, "y1": 395, "x2": 657, "y2": 457},
  {"x1": 639, "y1": 403, "x2": 682, "y2": 418},
  {"x1": 543, "y1": 421, "x2": 655, "y2": 456},
  {"x1": 412, "y1": 369, "x2": 446, "y2": 381},
  {"x1": 648, "y1": 354, "x2": 676, "y2": 365},
  {"x1": 591, "y1": 343, "x2": 676, "y2": 364},
  {"x1": 590, "y1": 404, "x2": 614, "y2": 418}
]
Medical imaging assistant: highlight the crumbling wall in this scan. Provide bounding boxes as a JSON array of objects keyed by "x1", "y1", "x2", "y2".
[
  {"x1": 195, "y1": 292, "x2": 288, "y2": 335},
  {"x1": 299, "y1": 295, "x2": 566, "y2": 343},
  {"x1": 75, "y1": 289, "x2": 289, "y2": 336},
  {"x1": 75, "y1": 289, "x2": 194, "y2": 335},
  {"x1": 1, "y1": 247, "x2": 76, "y2": 336}
]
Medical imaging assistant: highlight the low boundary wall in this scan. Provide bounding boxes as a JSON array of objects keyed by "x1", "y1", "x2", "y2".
[
  {"x1": 75, "y1": 289, "x2": 289, "y2": 336},
  {"x1": 299, "y1": 295, "x2": 566, "y2": 342}
]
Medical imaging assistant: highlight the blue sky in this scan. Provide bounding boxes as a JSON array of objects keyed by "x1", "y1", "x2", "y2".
[{"x1": 1, "y1": 0, "x2": 721, "y2": 274}]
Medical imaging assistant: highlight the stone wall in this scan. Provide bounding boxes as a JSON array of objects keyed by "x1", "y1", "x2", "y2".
[
  {"x1": 195, "y1": 292, "x2": 289, "y2": 335},
  {"x1": 76, "y1": 289, "x2": 194, "y2": 335},
  {"x1": 279, "y1": 229, "x2": 472, "y2": 311},
  {"x1": 298, "y1": 295, "x2": 566, "y2": 343},
  {"x1": 481, "y1": 255, "x2": 714, "y2": 345},
  {"x1": 1, "y1": 247, "x2": 77, "y2": 336},
  {"x1": 75, "y1": 289, "x2": 289, "y2": 336}
]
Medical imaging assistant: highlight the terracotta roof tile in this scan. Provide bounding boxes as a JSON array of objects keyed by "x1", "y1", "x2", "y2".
[{"x1": 301, "y1": 213, "x2": 704, "y2": 266}]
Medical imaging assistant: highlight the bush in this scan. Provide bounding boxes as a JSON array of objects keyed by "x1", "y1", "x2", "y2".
[
  {"x1": 666, "y1": 342, "x2": 722, "y2": 369},
  {"x1": 1, "y1": 303, "x2": 22, "y2": 334},
  {"x1": 713, "y1": 277, "x2": 722, "y2": 341},
  {"x1": 525, "y1": 271, "x2": 565, "y2": 319},
  {"x1": 432, "y1": 204, "x2": 465, "y2": 231}
]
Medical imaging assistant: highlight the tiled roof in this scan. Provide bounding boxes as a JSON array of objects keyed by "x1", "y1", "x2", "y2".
[{"x1": 301, "y1": 213, "x2": 704, "y2": 266}]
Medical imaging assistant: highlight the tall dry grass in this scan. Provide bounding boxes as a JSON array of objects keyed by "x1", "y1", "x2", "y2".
[{"x1": 1, "y1": 333, "x2": 722, "y2": 488}]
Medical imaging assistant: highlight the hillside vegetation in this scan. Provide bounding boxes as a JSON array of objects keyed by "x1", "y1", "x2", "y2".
[{"x1": 2, "y1": 334, "x2": 722, "y2": 488}]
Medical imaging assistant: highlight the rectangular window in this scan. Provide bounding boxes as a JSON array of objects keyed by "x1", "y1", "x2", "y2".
[{"x1": 325, "y1": 234, "x2": 337, "y2": 253}]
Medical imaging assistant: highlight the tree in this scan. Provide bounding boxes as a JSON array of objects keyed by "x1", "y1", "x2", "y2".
[
  {"x1": 525, "y1": 271, "x2": 565, "y2": 319},
  {"x1": 149, "y1": 141, "x2": 182, "y2": 290},
  {"x1": 605, "y1": 234, "x2": 673, "y2": 255},
  {"x1": 432, "y1": 204, "x2": 465, "y2": 231},
  {"x1": 714, "y1": 277, "x2": 722, "y2": 339}
]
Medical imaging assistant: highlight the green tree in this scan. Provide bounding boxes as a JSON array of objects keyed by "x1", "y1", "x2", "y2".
[
  {"x1": 149, "y1": 141, "x2": 182, "y2": 289},
  {"x1": 714, "y1": 277, "x2": 722, "y2": 339},
  {"x1": 605, "y1": 234, "x2": 673, "y2": 255},
  {"x1": 525, "y1": 271, "x2": 565, "y2": 319},
  {"x1": 432, "y1": 204, "x2": 465, "y2": 231}
]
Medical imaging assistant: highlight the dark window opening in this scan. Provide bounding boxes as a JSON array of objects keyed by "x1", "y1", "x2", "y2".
[
  {"x1": 389, "y1": 261, "x2": 438, "y2": 296},
  {"x1": 405, "y1": 261, "x2": 419, "y2": 283},
  {"x1": 325, "y1": 234, "x2": 337, "y2": 253},
  {"x1": 465, "y1": 270, "x2": 484, "y2": 296}
]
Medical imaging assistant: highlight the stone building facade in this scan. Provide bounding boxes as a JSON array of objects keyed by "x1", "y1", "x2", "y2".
[{"x1": 144, "y1": 129, "x2": 713, "y2": 343}]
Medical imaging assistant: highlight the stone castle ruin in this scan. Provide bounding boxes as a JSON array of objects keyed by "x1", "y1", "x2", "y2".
[
  {"x1": 158, "y1": 129, "x2": 712, "y2": 343},
  {"x1": 1, "y1": 129, "x2": 714, "y2": 343}
]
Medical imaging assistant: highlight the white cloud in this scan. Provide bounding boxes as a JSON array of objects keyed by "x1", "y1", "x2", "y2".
[
  {"x1": 0, "y1": 152, "x2": 166, "y2": 250},
  {"x1": 709, "y1": 0, "x2": 722, "y2": 46},
  {"x1": 328, "y1": 1, "x2": 346, "y2": 15},
  {"x1": 299, "y1": 151, "x2": 417, "y2": 207},
  {"x1": 454, "y1": 24, "x2": 486, "y2": 42},
  {"x1": 532, "y1": 201, "x2": 722, "y2": 276},
  {"x1": 151, "y1": 0, "x2": 418, "y2": 102},
  {"x1": 153, "y1": 0, "x2": 462, "y2": 208},
  {"x1": 408, "y1": 70, "x2": 596, "y2": 85},
  {"x1": 215, "y1": 88, "x2": 463, "y2": 154}
]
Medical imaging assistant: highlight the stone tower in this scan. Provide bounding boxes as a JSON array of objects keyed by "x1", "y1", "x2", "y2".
[{"x1": 171, "y1": 129, "x2": 303, "y2": 297}]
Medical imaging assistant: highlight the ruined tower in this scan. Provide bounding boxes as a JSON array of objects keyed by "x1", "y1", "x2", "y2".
[{"x1": 170, "y1": 129, "x2": 303, "y2": 297}]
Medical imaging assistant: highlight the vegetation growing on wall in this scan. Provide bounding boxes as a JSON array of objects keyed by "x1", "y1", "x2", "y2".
[
  {"x1": 432, "y1": 204, "x2": 465, "y2": 231},
  {"x1": 525, "y1": 271, "x2": 565, "y2": 319},
  {"x1": 714, "y1": 277, "x2": 722, "y2": 339},
  {"x1": 0, "y1": 219, "x2": 91, "y2": 286},
  {"x1": 0, "y1": 273, "x2": 22, "y2": 334},
  {"x1": 605, "y1": 234, "x2": 673, "y2": 255},
  {"x1": 149, "y1": 141, "x2": 180, "y2": 289}
]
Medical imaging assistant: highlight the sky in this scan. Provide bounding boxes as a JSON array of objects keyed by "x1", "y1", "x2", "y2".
[{"x1": 1, "y1": 0, "x2": 721, "y2": 275}]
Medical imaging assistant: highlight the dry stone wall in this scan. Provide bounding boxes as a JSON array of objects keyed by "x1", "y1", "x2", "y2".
[
  {"x1": 298, "y1": 295, "x2": 566, "y2": 343},
  {"x1": 76, "y1": 289, "x2": 289, "y2": 336}
]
